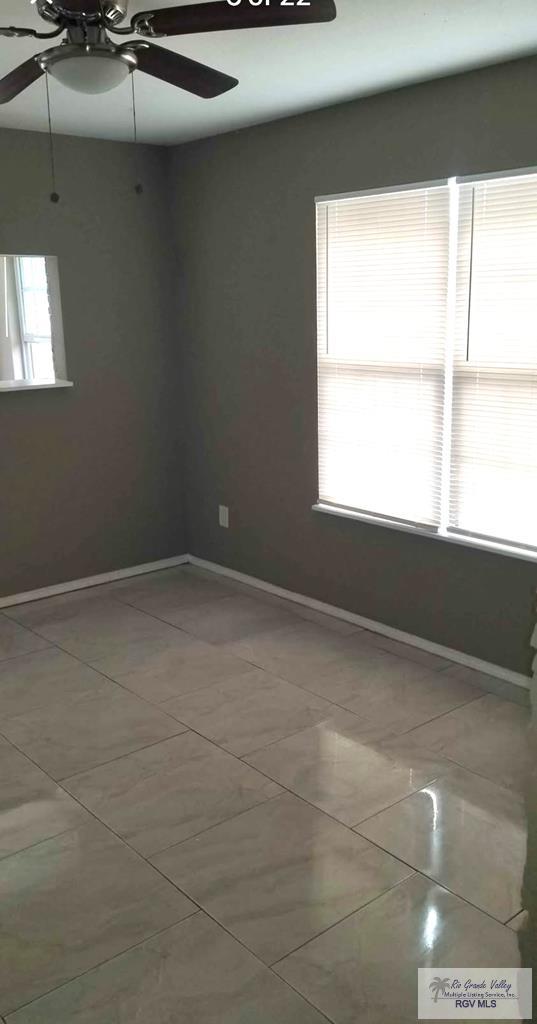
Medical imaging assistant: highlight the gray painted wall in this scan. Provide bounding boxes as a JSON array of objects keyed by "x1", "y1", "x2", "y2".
[
  {"x1": 170, "y1": 56, "x2": 537, "y2": 676},
  {"x1": 0, "y1": 128, "x2": 184, "y2": 597}
]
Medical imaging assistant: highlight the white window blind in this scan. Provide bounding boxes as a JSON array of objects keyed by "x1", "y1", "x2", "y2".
[
  {"x1": 316, "y1": 171, "x2": 537, "y2": 557},
  {"x1": 449, "y1": 176, "x2": 537, "y2": 550},
  {"x1": 317, "y1": 184, "x2": 451, "y2": 529}
]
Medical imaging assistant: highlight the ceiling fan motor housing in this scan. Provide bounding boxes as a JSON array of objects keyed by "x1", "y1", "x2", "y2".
[{"x1": 36, "y1": 0, "x2": 129, "y2": 26}]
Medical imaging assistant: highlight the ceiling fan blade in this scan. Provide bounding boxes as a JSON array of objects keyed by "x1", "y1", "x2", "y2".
[
  {"x1": 0, "y1": 25, "x2": 63, "y2": 39},
  {"x1": 133, "y1": 0, "x2": 336, "y2": 37},
  {"x1": 132, "y1": 43, "x2": 238, "y2": 98},
  {"x1": 0, "y1": 26, "x2": 38, "y2": 38},
  {"x1": 0, "y1": 56, "x2": 44, "y2": 104}
]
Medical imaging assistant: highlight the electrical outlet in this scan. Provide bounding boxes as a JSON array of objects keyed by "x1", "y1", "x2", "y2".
[{"x1": 218, "y1": 505, "x2": 229, "y2": 528}]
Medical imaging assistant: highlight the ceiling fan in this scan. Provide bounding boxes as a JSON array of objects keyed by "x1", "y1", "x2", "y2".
[{"x1": 0, "y1": 0, "x2": 337, "y2": 102}]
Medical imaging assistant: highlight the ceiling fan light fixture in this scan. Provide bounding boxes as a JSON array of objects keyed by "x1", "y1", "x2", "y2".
[{"x1": 40, "y1": 44, "x2": 136, "y2": 94}]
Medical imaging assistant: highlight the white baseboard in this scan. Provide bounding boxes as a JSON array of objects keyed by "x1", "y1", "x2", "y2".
[
  {"x1": 189, "y1": 555, "x2": 531, "y2": 692},
  {"x1": 1, "y1": 550, "x2": 530, "y2": 694},
  {"x1": 0, "y1": 555, "x2": 189, "y2": 609}
]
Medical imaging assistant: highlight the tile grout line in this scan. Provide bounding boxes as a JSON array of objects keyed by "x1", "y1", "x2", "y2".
[
  {"x1": 3, "y1": 567, "x2": 527, "y2": 703},
  {"x1": 15, "y1": 634, "x2": 366, "y2": 763},
  {"x1": 201, "y1": 642, "x2": 487, "y2": 738},
  {"x1": 0, "y1": 623, "x2": 522, "y2": 850},
  {"x1": 0, "y1": 716, "x2": 190, "y2": 786},
  {"x1": 103, "y1": 592, "x2": 232, "y2": 628},
  {"x1": 55, "y1": 698, "x2": 456, "y2": 867},
  {"x1": 6, "y1": 684, "x2": 503, "y2": 1007},
  {"x1": 16, "y1": 639, "x2": 354, "y2": 779},
  {"x1": 270, "y1": 865, "x2": 519, "y2": 969},
  {"x1": 262, "y1": 979, "x2": 336, "y2": 1024},
  {"x1": 0, "y1": 568, "x2": 524, "y2": 1015},
  {"x1": 123, "y1": 840, "x2": 338, "y2": 1024},
  {"x1": 0, "y1": 566, "x2": 475, "y2": 684},
  {"x1": 237, "y1": 742, "x2": 526, "y2": 854},
  {"x1": 54, "y1": 727, "x2": 190, "y2": 781},
  {"x1": 180, "y1": 760, "x2": 522, "y2": 933},
  {"x1": 347, "y1": 768, "x2": 487, "y2": 829},
  {"x1": 1, "y1": 912, "x2": 201, "y2": 1020},
  {"x1": 236, "y1": 752, "x2": 467, "y2": 834},
  {"x1": 0, "y1": 774, "x2": 334, "y2": 1024},
  {"x1": 269, "y1": 871, "x2": 418, "y2": 969},
  {"x1": 0, "y1": 725, "x2": 285, "y2": 864},
  {"x1": 0, "y1": 599, "x2": 351, "y2": 732},
  {"x1": 163, "y1": 571, "x2": 532, "y2": 706},
  {"x1": 3, "y1": 719, "x2": 522, "y2": 934},
  {"x1": 351, "y1": 772, "x2": 525, "y2": 878},
  {"x1": 43, "y1": 625, "x2": 492, "y2": 774},
  {"x1": 1, "y1": 584, "x2": 209, "y2": 657},
  {"x1": 1, "y1": 596, "x2": 135, "y2": 640},
  {"x1": 0, "y1": 778, "x2": 522, "y2": 986},
  {"x1": 186, "y1": 633, "x2": 491, "y2": 724},
  {"x1": 391, "y1": 745, "x2": 527, "y2": 797},
  {"x1": 57, "y1": 726, "x2": 272, "y2": 785},
  {"x1": 76, "y1": 647, "x2": 344, "y2": 726},
  {"x1": 0, "y1": 820, "x2": 90, "y2": 868},
  {"x1": 1, "y1": 566, "x2": 508, "y2": 731},
  {"x1": 145, "y1": 825, "x2": 515, "y2": 1016},
  {"x1": 3, "y1": 602, "x2": 393, "y2": 868},
  {"x1": 1, "y1": 736, "x2": 322, "y2": 1018},
  {"x1": 0, "y1": 643, "x2": 53, "y2": 668},
  {"x1": 0, "y1": 632, "x2": 209, "y2": 733},
  {"x1": 109, "y1": 571, "x2": 362, "y2": 640},
  {"x1": 3, "y1": 718, "x2": 182, "y2": 774},
  {"x1": 505, "y1": 910, "x2": 525, "y2": 926},
  {"x1": 4, "y1": 619, "x2": 482, "y2": 749},
  {"x1": 0, "y1": 632, "x2": 520, "y2": 864},
  {"x1": 351, "y1": 831, "x2": 523, "y2": 929}
]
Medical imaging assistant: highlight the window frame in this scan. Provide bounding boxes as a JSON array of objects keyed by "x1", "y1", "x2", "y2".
[
  {"x1": 313, "y1": 166, "x2": 537, "y2": 565},
  {"x1": 0, "y1": 254, "x2": 72, "y2": 393},
  {"x1": 14, "y1": 256, "x2": 54, "y2": 381}
]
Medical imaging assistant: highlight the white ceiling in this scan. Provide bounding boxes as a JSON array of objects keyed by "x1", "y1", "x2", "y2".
[{"x1": 0, "y1": 0, "x2": 536, "y2": 145}]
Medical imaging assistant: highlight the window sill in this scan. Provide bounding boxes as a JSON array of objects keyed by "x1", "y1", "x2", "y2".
[
  {"x1": 0, "y1": 379, "x2": 73, "y2": 393},
  {"x1": 312, "y1": 502, "x2": 537, "y2": 565}
]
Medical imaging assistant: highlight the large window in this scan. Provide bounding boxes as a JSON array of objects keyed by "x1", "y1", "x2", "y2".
[{"x1": 316, "y1": 171, "x2": 537, "y2": 557}]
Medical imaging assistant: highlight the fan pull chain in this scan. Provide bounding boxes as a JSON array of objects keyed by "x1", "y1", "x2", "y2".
[
  {"x1": 45, "y1": 73, "x2": 60, "y2": 204},
  {"x1": 131, "y1": 73, "x2": 143, "y2": 195}
]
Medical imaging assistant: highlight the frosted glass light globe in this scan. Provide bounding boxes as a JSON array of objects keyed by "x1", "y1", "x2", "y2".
[{"x1": 44, "y1": 49, "x2": 135, "y2": 94}]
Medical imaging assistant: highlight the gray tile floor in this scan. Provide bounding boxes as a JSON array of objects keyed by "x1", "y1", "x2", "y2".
[{"x1": 0, "y1": 566, "x2": 529, "y2": 1022}]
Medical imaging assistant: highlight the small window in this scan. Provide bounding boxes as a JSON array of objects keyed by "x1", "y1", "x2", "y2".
[{"x1": 0, "y1": 255, "x2": 70, "y2": 391}]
